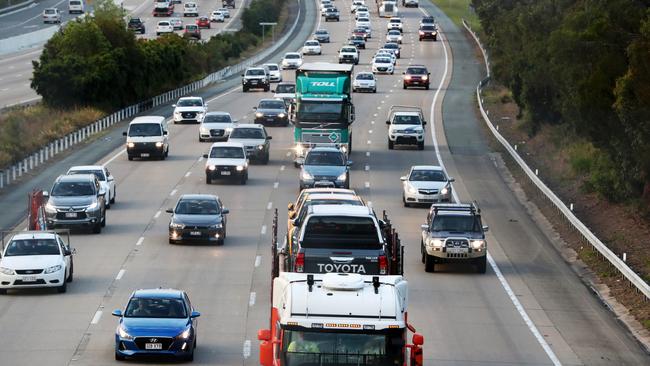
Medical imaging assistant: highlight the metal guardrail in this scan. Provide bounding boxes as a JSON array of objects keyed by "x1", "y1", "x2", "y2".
[
  {"x1": 461, "y1": 19, "x2": 650, "y2": 300},
  {"x1": 0, "y1": 0, "x2": 303, "y2": 191}
]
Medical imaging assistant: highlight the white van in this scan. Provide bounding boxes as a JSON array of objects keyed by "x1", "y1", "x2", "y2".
[
  {"x1": 122, "y1": 116, "x2": 170, "y2": 160},
  {"x1": 379, "y1": 1, "x2": 399, "y2": 18},
  {"x1": 68, "y1": 0, "x2": 85, "y2": 14}
]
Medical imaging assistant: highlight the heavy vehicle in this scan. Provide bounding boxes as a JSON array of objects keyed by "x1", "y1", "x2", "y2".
[
  {"x1": 291, "y1": 63, "x2": 356, "y2": 166},
  {"x1": 153, "y1": 0, "x2": 174, "y2": 17},
  {"x1": 257, "y1": 272, "x2": 424, "y2": 366},
  {"x1": 222, "y1": 0, "x2": 235, "y2": 8}
]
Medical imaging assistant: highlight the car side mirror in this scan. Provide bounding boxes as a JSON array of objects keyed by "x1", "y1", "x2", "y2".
[
  {"x1": 402, "y1": 71, "x2": 405, "y2": 74},
  {"x1": 423, "y1": 120, "x2": 427, "y2": 125},
  {"x1": 222, "y1": 208, "x2": 230, "y2": 214},
  {"x1": 240, "y1": 74, "x2": 244, "y2": 77},
  {"x1": 347, "y1": 160, "x2": 353, "y2": 166},
  {"x1": 107, "y1": 175, "x2": 114, "y2": 182},
  {"x1": 64, "y1": 248, "x2": 72, "y2": 256},
  {"x1": 400, "y1": 176, "x2": 407, "y2": 181},
  {"x1": 190, "y1": 311, "x2": 201, "y2": 318},
  {"x1": 271, "y1": 89, "x2": 275, "y2": 93},
  {"x1": 267, "y1": 136, "x2": 272, "y2": 140},
  {"x1": 412, "y1": 333, "x2": 424, "y2": 346},
  {"x1": 421, "y1": 224, "x2": 429, "y2": 231},
  {"x1": 386, "y1": 120, "x2": 391, "y2": 125},
  {"x1": 111, "y1": 309, "x2": 123, "y2": 317},
  {"x1": 202, "y1": 153, "x2": 208, "y2": 158},
  {"x1": 258, "y1": 329, "x2": 271, "y2": 341},
  {"x1": 448, "y1": 177, "x2": 455, "y2": 182},
  {"x1": 166, "y1": 208, "x2": 174, "y2": 213},
  {"x1": 253, "y1": 106, "x2": 257, "y2": 110},
  {"x1": 163, "y1": 130, "x2": 168, "y2": 135},
  {"x1": 122, "y1": 131, "x2": 127, "y2": 136},
  {"x1": 172, "y1": 104, "x2": 176, "y2": 108},
  {"x1": 42, "y1": 191, "x2": 49, "y2": 198},
  {"x1": 483, "y1": 225, "x2": 489, "y2": 232},
  {"x1": 288, "y1": 203, "x2": 294, "y2": 211}
]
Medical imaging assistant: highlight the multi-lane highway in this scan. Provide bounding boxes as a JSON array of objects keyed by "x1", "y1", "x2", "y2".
[{"x1": 0, "y1": 0, "x2": 648, "y2": 365}]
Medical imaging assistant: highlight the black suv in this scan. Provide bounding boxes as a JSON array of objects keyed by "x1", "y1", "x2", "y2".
[
  {"x1": 324, "y1": 7, "x2": 340, "y2": 21},
  {"x1": 127, "y1": 18, "x2": 146, "y2": 34},
  {"x1": 241, "y1": 67, "x2": 270, "y2": 92},
  {"x1": 348, "y1": 35, "x2": 366, "y2": 49},
  {"x1": 419, "y1": 24, "x2": 438, "y2": 41},
  {"x1": 403, "y1": 65, "x2": 431, "y2": 90}
]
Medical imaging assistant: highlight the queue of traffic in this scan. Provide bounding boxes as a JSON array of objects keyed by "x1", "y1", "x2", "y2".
[{"x1": 0, "y1": 1, "x2": 486, "y2": 364}]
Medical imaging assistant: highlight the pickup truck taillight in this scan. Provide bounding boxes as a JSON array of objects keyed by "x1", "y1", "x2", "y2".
[
  {"x1": 296, "y1": 252, "x2": 305, "y2": 272},
  {"x1": 379, "y1": 255, "x2": 388, "y2": 275}
]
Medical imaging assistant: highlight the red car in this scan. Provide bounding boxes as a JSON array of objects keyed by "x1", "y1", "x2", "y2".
[{"x1": 196, "y1": 17, "x2": 211, "y2": 29}]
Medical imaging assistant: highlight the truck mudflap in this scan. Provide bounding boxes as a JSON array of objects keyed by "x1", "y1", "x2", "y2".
[
  {"x1": 303, "y1": 248, "x2": 382, "y2": 274},
  {"x1": 381, "y1": 210, "x2": 404, "y2": 275}
]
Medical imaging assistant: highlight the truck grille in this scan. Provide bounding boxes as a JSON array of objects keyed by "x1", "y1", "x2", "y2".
[
  {"x1": 210, "y1": 129, "x2": 224, "y2": 137},
  {"x1": 446, "y1": 239, "x2": 469, "y2": 248},
  {"x1": 302, "y1": 132, "x2": 341, "y2": 144},
  {"x1": 182, "y1": 112, "x2": 197, "y2": 119},
  {"x1": 56, "y1": 211, "x2": 88, "y2": 220},
  {"x1": 16, "y1": 269, "x2": 43, "y2": 275}
]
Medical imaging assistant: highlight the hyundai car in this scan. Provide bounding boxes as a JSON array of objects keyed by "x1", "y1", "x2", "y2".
[{"x1": 172, "y1": 96, "x2": 207, "y2": 124}]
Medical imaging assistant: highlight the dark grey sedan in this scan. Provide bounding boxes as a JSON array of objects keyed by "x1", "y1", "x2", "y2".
[
  {"x1": 167, "y1": 194, "x2": 229, "y2": 245},
  {"x1": 254, "y1": 99, "x2": 289, "y2": 126},
  {"x1": 299, "y1": 147, "x2": 352, "y2": 190}
]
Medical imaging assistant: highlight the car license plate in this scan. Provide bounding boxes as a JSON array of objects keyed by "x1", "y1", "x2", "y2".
[
  {"x1": 65, "y1": 212, "x2": 77, "y2": 218},
  {"x1": 145, "y1": 343, "x2": 162, "y2": 350},
  {"x1": 140, "y1": 153, "x2": 150, "y2": 157},
  {"x1": 318, "y1": 180, "x2": 330, "y2": 185},
  {"x1": 447, "y1": 247, "x2": 468, "y2": 254},
  {"x1": 190, "y1": 231, "x2": 201, "y2": 236},
  {"x1": 21, "y1": 276, "x2": 37, "y2": 282},
  {"x1": 220, "y1": 171, "x2": 231, "y2": 176}
]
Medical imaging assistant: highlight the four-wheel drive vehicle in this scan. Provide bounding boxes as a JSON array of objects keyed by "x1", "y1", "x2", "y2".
[
  {"x1": 386, "y1": 105, "x2": 427, "y2": 150},
  {"x1": 123, "y1": 116, "x2": 170, "y2": 160},
  {"x1": 263, "y1": 63, "x2": 282, "y2": 82},
  {"x1": 227, "y1": 124, "x2": 272, "y2": 164},
  {"x1": 403, "y1": 65, "x2": 430, "y2": 89},
  {"x1": 183, "y1": 2, "x2": 199, "y2": 16},
  {"x1": 420, "y1": 203, "x2": 489, "y2": 273},
  {"x1": 183, "y1": 24, "x2": 201, "y2": 39},
  {"x1": 68, "y1": 0, "x2": 85, "y2": 14},
  {"x1": 282, "y1": 52, "x2": 303, "y2": 69},
  {"x1": 127, "y1": 18, "x2": 146, "y2": 34},
  {"x1": 0, "y1": 231, "x2": 75, "y2": 294},
  {"x1": 403, "y1": 0, "x2": 419, "y2": 7},
  {"x1": 258, "y1": 273, "x2": 424, "y2": 366},
  {"x1": 420, "y1": 15, "x2": 435, "y2": 27},
  {"x1": 299, "y1": 147, "x2": 352, "y2": 190},
  {"x1": 156, "y1": 20, "x2": 174, "y2": 35},
  {"x1": 242, "y1": 67, "x2": 270, "y2": 92},
  {"x1": 222, "y1": 0, "x2": 235, "y2": 8},
  {"x1": 419, "y1": 24, "x2": 438, "y2": 41},
  {"x1": 338, "y1": 46, "x2": 359, "y2": 64},
  {"x1": 387, "y1": 17, "x2": 403, "y2": 31},
  {"x1": 313, "y1": 29, "x2": 330, "y2": 43},
  {"x1": 43, "y1": 8, "x2": 61, "y2": 23},
  {"x1": 44, "y1": 174, "x2": 107, "y2": 233},
  {"x1": 348, "y1": 35, "x2": 366, "y2": 49},
  {"x1": 203, "y1": 142, "x2": 249, "y2": 184},
  {"x1": 167, "y1": 194, "x2": 229, "y2": 245},
  {"x1": 324, "y1": 7, "x2": 340, "y2": 21},
  {"x1": 199, "y1": 112, "x2": 236, "y2": 142},
  {"x1": 173, "y1": 96, "x2": 207, "y2": 123},
  {"x1": 67, "y1": 165, "x2": 116, "y2": 208},
  {"x1": 254, "y1": 99, "x2": 289, "y2": 126},
  {"x1": 401, "y1": 165, "x2": 454, "y2": 206}
]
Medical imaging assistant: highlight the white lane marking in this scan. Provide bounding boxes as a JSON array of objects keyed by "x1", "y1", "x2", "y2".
[
  {"x1": 261, "y1": 225, "x2": 267, "y2": 235},
  {"x1": 91, "y1": 310, "x2": 103, "y2": 325},
  {"x1": 376, "y1": 106, "x2": 381, "y2": 109},
  {"x1": 424, "y1": 12, "x2": 562, "y2": 366},
  {"x1": 280, "y1": 165, "x2": 286, "y2": 171},
  {"x1": 185, "y1": 171, "x2": 192, "y2": 177},
  {"x1": 369, "y1": 129, "x2": 373, "y2": 134},
  {"x1": 286, "y1": 151, "x2": 291, "y2": 157},
  {"x1": 373, "y1": 113, "x2": 378, "y2": 117},
  {"x1": 206, "y1": 85, "x2": 241, "y2": 103},
  {"x1": 154, "y1": 210, "x2": 161, "y2": 219},
  {"x1": 273, "y1": 182, "x2": 279, "y2": 189},
  {"x1": 255, "y1": 255, "x2": 262, "y2": 267},
  {"x1": 366, "y1": 152, "x2": 370, "y2": 157},
  {"x1": 170, "y1": 189, "x2": 177, "y2": 196},
  {"x1": 371, "y1": 120, "x2": 375, "y2": 125},
  {"x1": 198, "y1": 156, "x2": 204, "y2": 162},
  {"x1": 243, "y1": 340, "x2": 252, "y2": 359},
  {"x1": 249, "y1": 292, "x2": 257, "y2": 306},
  {"x1": 136, "y1": 237, "x2": 144, "y2": 246},
  {"x1": 365, "y1": 165, "x2": 370, "y2": 171},
  {"x1": 364, "y1": 181, "x2": 370, "y2": 188},
  {"x1": 267, "y1": 202, "x2": 273, "y2": 210},
  {"x1": 367, "y1": 140, "x2": 371, "y2": 145},
  {"x1": 115, "y1": 269, "x2": 126, "y2": 280}
]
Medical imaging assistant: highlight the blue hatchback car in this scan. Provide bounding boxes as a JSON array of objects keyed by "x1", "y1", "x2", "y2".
[{"x1": 112, "y1": 288, "x2": 200, "y2": 361}]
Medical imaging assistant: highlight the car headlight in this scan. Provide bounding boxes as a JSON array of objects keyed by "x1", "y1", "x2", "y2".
[
  {"x1": 236, "y1": 165, "x2": 244, "y2": 171},
  {"x1": 174, "y1": 111, "x2": 181, "y2": 116},
  {"x1": 441, "y1": 187, "x2": 449, "y2": 195},
  {"x1": 407, "y1": 185, "x2": 417, "y2": 194},
  {"x1": 126, "y1": 142, "x2": 135, "y2": 148},
  {"x1": 278, "y1": 113, "x2": 286, "y2": 118},
  {"x1": 118, "y1": 325, "x2": 134, "y2": 340},
  {"x1": 210, "y1": 223, "x2": 223, "y2": 230},
  {"x1": 255, "y1": 112, "x2": 264, "y2": 118},
  {"x1": 225, "y1": 127, "x2": 233, "y2": 133},
  {"x1": 200, "y1": 127, "x2": 208, "y2": 133},
  {"x1": 471, "y1": 240, "x2": 485, "y2": 249},
  {"x1": 301, "y1": 170, "x2": 313, "y2": 180},
  {"x1": 44, "y1": 264, "x2": 62, "y2": 274},
  {"x1": 86, "y1": 201, "x2": 98, "y2": 210},
  {"x1": 0, "y1": 267, "x2": 15, "y2": 275},
  {"x1": 404, "y1": 75, "x2": 411, "y2": 80},
  {"x1": 257, "y1": 144, "x2": 265, "y2": 150},
  {"x1": 422, "y1": 75, "x2": 428, "y2": 80},
  {"x1": 337, "y1": 172, "x2": 347, "y2": 181},
  {"x1": 295, "y1": 145, "x2": 304, "y2": 155},
  {"x1": 178, "y1": 325, "x2": 192, "y2": 339},
  {"x1": 207, "y1": 165, "x2": 216, "y2": 171},
  {"x1": 45, "y1": 202, "x2": 57, "y2": 212},
  {"x1": 431, "y1": 239, "x2": 444, "y2": 248},
  {"x1": 340, "y1": 145, "x2": 348, "y2": 154},
  {"x1": 155, "y1": 141, "x2": 164, "y2": 148},
  {"x1": 170, "y1": 222, "x2": 185, "y2": 230}
]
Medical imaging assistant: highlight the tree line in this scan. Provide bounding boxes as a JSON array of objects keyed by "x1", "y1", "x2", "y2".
[
  {"x1": 472, "y1": 0, "x2": 650, "y2": 205},
  {"x1": 31, "y1": 0, "x2": 286, "y2": 111}
]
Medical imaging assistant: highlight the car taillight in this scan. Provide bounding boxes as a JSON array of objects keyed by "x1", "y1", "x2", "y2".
[
  {"x1": 379, "y1": 255, "x2": 388, "y2": 275},
  {"x1": 296, "y1": 253, "x2": 305, "y2": 272}
]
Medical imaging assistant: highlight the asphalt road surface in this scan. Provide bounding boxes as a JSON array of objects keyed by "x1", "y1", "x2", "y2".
[{"x1": 0, "y1": 0, "x2": 648, "y2": 365}]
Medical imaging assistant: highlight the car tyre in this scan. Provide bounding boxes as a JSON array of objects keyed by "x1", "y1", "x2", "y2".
[
  {"x1": 373, "y1": 88, "x2": 377, "y2": 93},
  {"x1": 418, "y1": 141, "x2": 425, "y2": 150},
  {"x1": 101, "y1": 212, "x2": 106, "y2": 227},
  {"x1": 403, "y1": 195, "x2": 410, "y2": 207},
  {"x1": 110, "y1": 190, "x2": 116, "y2": 204},
  {"x1": 424, "y1": 254, "x2": 436, "y2": 273},
  {"x1": 388, "y1": 140, "x2": 394, "y2": 150},
  {"x1": 403, "y1": 83, "x2": 407, "y2": 89},
  {"x1": 128, "y1": 155, "x2": 133, "y2": 161},
  {"x1": 206, "y1": 175, "x2": 211, "y2": 184},
  {"x1": 476, "y1": 256, "x2": 487, "y2": 274},
  {"x1": 67, "y1": 261, "x2": 74, "y2": 282},
  {"x1": 421, "y1": 242, "x2": 426, "y2": 263},
  {"x1": 240, "y1": 175, "x2": 247, "y2": 185},
  {"x1": 115, "y1": 352, "x2": 126, "y2": 361},
  {"x1": 57, "y1": 281, "x2": 67, "y2": 293},
  {"x1": 93, "y1": 222, "x2": 102, "y2": 234},
  {"x1": 0, "y1": 289, "x2": 7, "y2": 295}
]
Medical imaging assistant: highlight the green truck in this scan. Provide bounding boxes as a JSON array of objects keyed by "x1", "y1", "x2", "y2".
[{"x1": 291, "y1": 63, "x2": 355, "y2": 166}]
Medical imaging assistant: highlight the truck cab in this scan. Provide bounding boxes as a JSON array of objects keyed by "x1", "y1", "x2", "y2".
[{"x1": 258, "y1": 273, "x2": 423, "y2": 366}]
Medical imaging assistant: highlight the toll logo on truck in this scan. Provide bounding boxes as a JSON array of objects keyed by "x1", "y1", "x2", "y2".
[
  {"x1": 311, "y1": 81, "x2": 335, "y2": 87},
  {"x1": 317, "y1": 263, "x2": 367, "y2": 273}
]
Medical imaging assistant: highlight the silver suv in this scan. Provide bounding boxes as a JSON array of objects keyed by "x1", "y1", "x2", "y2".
[{"x1": 44, "y1": 174, "x2": 107, "y2": 234}]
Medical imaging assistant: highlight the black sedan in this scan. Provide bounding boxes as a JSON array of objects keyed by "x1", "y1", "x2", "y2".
[
  {"x1": 167, "y1": 194, "x2": 229, "y2": 245},
  {"x1": 254, "y1": 99, "x2": 289, "y2": 126},
  {"x1": 348, "y1": 35, "x2": 366, "y2": 49}
]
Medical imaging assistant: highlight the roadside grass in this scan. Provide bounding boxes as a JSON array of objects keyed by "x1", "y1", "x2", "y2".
[{"x1": 429, "y1": 0, "x2": 481, "y2": 31}]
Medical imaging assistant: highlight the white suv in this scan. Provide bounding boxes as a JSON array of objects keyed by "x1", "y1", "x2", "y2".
[
  {"x1": 183, "y1": 2, "x2": 199, "y2": 16},
  {"x1": 172, "y1": 96, "x2": 208, "y2": 124},
  {"x1": 156, "y1": 20, "x2": 174, "y2": 35},
  {"x1": 204, "y1": 142, "x2": 249, "y2": 185}
]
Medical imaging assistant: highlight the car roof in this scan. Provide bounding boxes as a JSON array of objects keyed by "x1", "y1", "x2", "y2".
[
  {"x1": 306, "y1": 193, "x2": 360, "y2": 201},
  {"x1": 178, "y1": 194, "x2": 218, "y2": 200},
  {"x1": 259, "y1": 98, "x2": 284, "y2": 103},
  {"x1": 277, "y1": 82, "x2": 295, "y2": 86},
  {"x1": 10, "y1": 231, "x2": 59, "y2": 241},
  {"x1": 285, "y1": 52, "x2": 301, "y2": 56},
  {"x1": 210, "y1": 141, "x2": 245, "y2": 148},
  {"x1": 394, "y1": 111, "x2": 421, "y2": 116},
  {"x1": 247, "y1": 67, "x2": 265, "y2": 71},
  {"x1": 68, "y1": 165, "x2": 104, "y2": 171},
  {"x1": 130, "y1": 116, "x2": 165, "y2": 124},
  {"x1": 309, "y1": 204, "x2": 373, "y2": 216},
  {"x1": 178, "y1": 96, "x2": 202, "y2": 100},
  {"x1": 232, "y1": 123, "x2": 264, "y2": 129},
  {"x1": 56, "y1": 173, "x2": 95, "y2": 182},
  {"x1": 132, "y1": 288, "x2": 184, "y2": 299},
  {"x1": 302, "y1": 188, "x2": 356, "y2": 194},
  {"x1": 411, "y1": 165, "x2": 443, "y2": 171},
  {"x1": 307, "y1": 146, "x2": 344, "y2": 153},
  {"x1": 356, "y1": 71, "x2": 374, "y2": 75},
  {"x1": 205, "y1": 111, "x2": 231, "y2": 116}
]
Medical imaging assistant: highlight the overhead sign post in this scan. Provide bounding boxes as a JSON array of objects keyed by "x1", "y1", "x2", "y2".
[{"x1": 259, "y1": 22, "x2": 278, "y2": 44}]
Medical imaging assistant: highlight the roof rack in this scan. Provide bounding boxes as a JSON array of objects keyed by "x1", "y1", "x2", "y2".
[{"x1": 431, "y1": 202, "x2": 481, "y2": 215}]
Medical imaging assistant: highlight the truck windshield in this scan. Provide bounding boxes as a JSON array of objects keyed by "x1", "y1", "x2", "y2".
[
  {"x1": 431, "y1": 215, "x2": 481, "y2": 232},
  {"x1": 302, "y1": 216, "x2": 381, "y2": 249},
  {"x1": 282, "y1": 329, "x2": 403, "y2": 366},
  {"x1": 297, "y1": 101, "x2": 344, "y2": 122}
]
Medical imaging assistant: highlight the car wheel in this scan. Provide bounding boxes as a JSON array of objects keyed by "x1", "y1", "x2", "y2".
[
  {"x1": 242, "y1": 86, "x2": 248, "y2": 92},
  {"x1": 418, "y1": 141, "x2": 424, "y2": 150},
  {"x1": 217, "y1": 239, "x2": 224, "y2": 246},
  {"x1": 373, "y1": 88, "x2": 377, "y2": 93},
  {"x1": 110, "y1": 189, "x2": 116, "y2": 204},
  {"x1": 0, "y1": 289, "x2": 6, "y2": 294},
  {"x1": 403, "y1": 83, "x2": 407, "y2": 89},
  {"x1": 67, "y1": 261, "x2": 74, "y2": 282},
  {"x1": 115, "y1": 352, "x2": 126, "y2": 361},
  {"x1": 388, "y1": 140, "x2": 394, "y2": 150},
  {"x1": 93, "y1": 222, "x2": 102, "y2": 234},
  {"x1": 426, "y1": 84, "x2": 430, "y2": 90},
  {"x1": 424, "y1": 254, "x2": 436, "y2": 273},
  {"x1": 199, "y1": 137, "x2": 205, "y2": 142},
  {"x1": 476, "y1": 256, "x2": 487, "y2": 274},
  {"x1": 403, "y1": 195, "x2": 410, "y2": 207},
  {"x1": 185, "y1": 349, "x2": 194, "y2": 362},
  {"x1": 206, "y1": 175, "x2": 211, "y2": 184},
  {"x1": 128, "y1": 155, "x2": 133, "y2": 161},
  {"x1": 421, "y1": 242, "x2": 426, "y2": 263},
  {"x1": 101, "y1": 212, "x2": 106, "y2": 227},
  {"x1": 57, "y1": 281, "x2": 67, "y2": 293},
  {"x1": 240, "y1": 175, "x2": 246, "y2": 185}
]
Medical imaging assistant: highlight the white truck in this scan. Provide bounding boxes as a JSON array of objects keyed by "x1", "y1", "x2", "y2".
[{"x1": 258, "y1": 272, "x2": 424, "y2": 366}]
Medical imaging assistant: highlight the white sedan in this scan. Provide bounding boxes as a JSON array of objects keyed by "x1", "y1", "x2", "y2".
[
  {"x1": 156, "y1": 20, "x2": 174, "y2": 35},
  {"x1": 282, "y1": 52, "x2": 303, "y2": 69},
  {"x1": 263, "y1": 63, "x2": 283, "y2": 82},
  {"x1": 386, "y1": 29, "x2": 403, "y2": 44},
  {"x1": 352, "y1": 72, "x2": 377, "y2": 93},
  {"x1": 387, "y1": 17, "x2": 403, "y2": 31},
  {"x1": 302, "y1": 40, "x2": 322, "y2": 55},
  {"x1": 217, "y1": 7, "x2": 230, "y2": 17},
  {"x1": 356, "y1": 10, "x2": 369, "y2": 20},
  {"x1": 67, "y1": 165, "x2": 117, "y2": 208},
  {"x1": 376, "y1": 49, "x2": 397, "y2": 64},
  {"x1": 372, "y1": 56, "x2": 395, "y2": 74},
  {"x1": 401, "y1": 166, "x2": 454, "y2": 206},
  {"x1": 210, "y1": 10, "x2": 225, "y2": 22},
  {"x1": 0, "y1": 231, "x2": 74, "y2": 294},
  {"x1": 356, "y1": 17, "x2": 371, "y2": 28}
]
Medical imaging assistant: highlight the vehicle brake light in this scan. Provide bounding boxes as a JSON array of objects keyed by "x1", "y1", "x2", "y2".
[
  {"x1": 379, "y1": 255, "x2": 388, "y2": 275},
  {"x1": 296, "y1": 253, "x2": 305, "y2": 272}
]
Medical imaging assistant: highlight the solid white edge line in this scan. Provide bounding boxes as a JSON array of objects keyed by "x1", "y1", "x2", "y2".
[
  {"x1": 423, "y1": 6, "x2": 561, "y2": 366},
  {"x1": 115, "y1": 269, "x2": 126, "y2": 280},
  {"x1": 90, "y1": 310, "x2": 103, "y2": 325}
]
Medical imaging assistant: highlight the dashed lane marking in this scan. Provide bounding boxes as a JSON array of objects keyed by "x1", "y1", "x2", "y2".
[
  {"x1": 136, "y1": 237, "x2": 144, "y2": 246},
  {"x1": 255, "y1": 255, "x2": 261, "y2": 267},
  {"x1": 90, "y1": 310, "x2": 103, "y2": 325},
  {"x1": 267, "y1": 202, "x2": 273, "y2": 210},
  {"x1": 261, "y1": 225, "x2": 267, "y2": 235},
  {"x1": 249, "y1": 292, "x2": 256, "y2": 306},
  {"x1": 115, "y1": 269, "x2": 125, "y2": 280},
  {"x1": 154, "y1": 210, "x2": 161, "y2": 219},
  {"x1": 170, "y1": 189, "x2": 177, "y2": 196},
  {"x1": 273, "y1": 182, "x2": 279, "y2": 189}
]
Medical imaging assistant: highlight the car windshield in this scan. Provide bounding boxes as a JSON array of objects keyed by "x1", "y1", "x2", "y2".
[
  {"x1": 210, "y1": 147, "x2": 245, "y2": 158},
  {"x1": 306, "y1": 41, "x2": 319, "y2": 46},
  {"x1": 246, "y1": 69, "x2": 265, "y2": 76},
  {"x1": 389, "y1": 30, "x2": 400, "y2": 35},
  {"x1": 305, "y1": 151, "x2": 345, "y2": 166},
  {"x1": 375, "y1": 58, "x2": 391, "y2": 64},
  {"x1": 431, "y1": 215, "x2": 482, "y2": 232},
  {"x1": 356, "y1": 74, "x2": 373, "y2": 80},
  {"x1": 385, "y1": 43, "x2": 398, "y2": 49},
  {"x1": 203, "y1": 114, "x2": 231, "y2": 123},
  {"x1": 129, "y1": 19, "x2": 140, "y2": 25},
  {"x1": 421, "y1": 25, "x2": 435, "y2": 31},
  {"x1": 266, "y1": 64, "x2": 279, "y2": 71},
  {"x1": 128, "y1": 123, "x2": 161, "y2": 137},
  {"x1": 358, "y1": 18, "x2": 369, "y2": 22},
  {"x1": 390, "y1": 19, "x2": 400, "y2": 23},
  {"x1": 230, "y1": 128, "x2": 265, "y2": 139},
  {"x1": 286, "y1": 54, "x2": 300, "y2": 59},
  {"x1": 175, "y1": 199, "x2": 220, "y2": 214},
  {"x1": 276, "y1": 84, "x2": 296, "y2": 93},
  {"x1": 316, "y1": 30, "x2": 328, "y2": 35},
  {"x1": 125, "y1": 298, "x2": 187, "y2": 318},
  {"x1": 177, "y1": 99, "x2": 203, "y2": 106},
  {"x1": 393, "y1": 115, "x2": 421, "y2": 125},
  {"x1": 342, "y1": 47, "x2": 356, "y2": 53},
  {"x1": 259, "y1": 100, "x2": 285, "y2": 109},
  {"x1": 407, "y1": 67, "x2": 427, "y2": 74},
  {"x1": 51, "y1": 181, "x2": 95, "y2": 196},
  {"x1": 45, "y1": 9, "x2": 56, "y2": 14},
  {"x1": 186, "y1": 25, "x2": 197, "y2": 30},
  {"x1": 69, "y1": 170, "x2": 106, "y2": 181},
  {"x1": 410, "y1": 169, "x2": 445, "y2": 181},
  {"x1": 302, "y1": 216, "x2": 380, "y2": 249},
  {"x1": 159, "y1": 22, "x2": 170, "y2": 26},
  {"x1": 4, "y1": 239, "x2": 60, "y2": 256}
]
